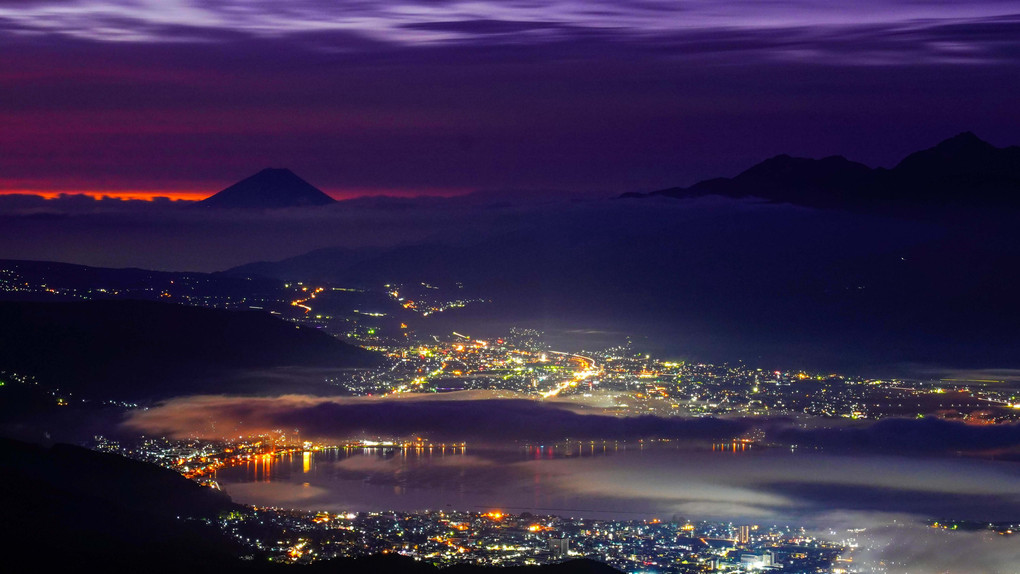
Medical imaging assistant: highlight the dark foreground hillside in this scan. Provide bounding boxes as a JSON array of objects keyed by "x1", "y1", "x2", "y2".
[
  {"x1": 0, "y1": 299, "x2": 380, "y2": 399},
  {"x1": 0, "y1": 438, "x2": 620, "y2": 574},
  {"x1": 0, "y1": 437, "x2": 238, "y2": 571}
]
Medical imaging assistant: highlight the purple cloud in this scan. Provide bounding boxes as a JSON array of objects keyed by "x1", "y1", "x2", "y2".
[{"x1": 0, "y1": 1, "x2": 1017, "y2": 65}]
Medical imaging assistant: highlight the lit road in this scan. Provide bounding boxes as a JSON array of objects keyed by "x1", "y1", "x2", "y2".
[
  {"x1": 290, "y1": 286, "x2": 323, "y2": 314},
  {"x1": 541, "y1": 351, "x2": 600, "y2": 399}
]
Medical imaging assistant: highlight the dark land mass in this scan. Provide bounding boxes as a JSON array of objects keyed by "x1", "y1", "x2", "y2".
[
  {"x1": 0, "y1": 437, "x2": 239, "y2": 571},
  {"x1": 0, "y1": 376, "x2": 133, "y2": 444},
  {"x1": 0, "y1": 258, "x2": 286, "y2": 302},
  {"x1": 1, "y1": 437, "x2": 236, "y2": 517},
  {"x1": 199, "y1": 168, "x2": 336, "y2": 209},
  {"x1": 0, "y1": 300, "x2": 380, "y2": 400},
  {"x1": 621, "y1": 132, "x2": 1020, "y2": 214},
  {"x1": 0, "y1": 437, "x2": 620, "y2": 574}
]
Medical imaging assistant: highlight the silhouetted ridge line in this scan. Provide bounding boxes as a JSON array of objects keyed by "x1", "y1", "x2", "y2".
[
  {"x1": 622, "y1": 132, "x2": 1020, "y2": 212},
  {"x1": 0, "y1": 299, "x2": 381, "y2": 399}
]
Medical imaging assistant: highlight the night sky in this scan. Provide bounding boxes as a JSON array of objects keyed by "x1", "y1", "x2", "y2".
[{"x1": 2, "y1": 1, "x2": 1019, "y2": 199}]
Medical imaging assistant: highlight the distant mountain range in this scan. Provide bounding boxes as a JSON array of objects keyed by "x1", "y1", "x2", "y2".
[
  {"x1": 621, "y1": 132, "x2": 1020, "y2": 212},
  {"x1": 0, "y1": 300, "x2": 380, "y2": 399},
  {"x1": 199, "y1": 168, "x2": 336, "y2": 208},
  {"x1": 197, "y1": 134, "x2": 1019, "y2": 211}
]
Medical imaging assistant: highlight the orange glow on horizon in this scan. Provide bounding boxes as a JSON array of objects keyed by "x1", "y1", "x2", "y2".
[
  {"x1": 0, "y1": 186, "x2": 474, "y2": 202},
  {"x1": 0, "y1": 190, "x2": 207, "y2": 202}
]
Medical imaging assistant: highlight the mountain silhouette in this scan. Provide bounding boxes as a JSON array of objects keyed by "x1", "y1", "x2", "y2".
[
  {"x1": 887, "y1": 131, "x2": 1020, "y2": 202},
  {"x1": 0, "y1": 300, "x2": 381, "y2": 399},
  {"x1": 623, "y1": 132, "x2": 1020, "y2": 212},
  {"x1": 199, "y1": 168, "x2": 336, "y2": 208}
]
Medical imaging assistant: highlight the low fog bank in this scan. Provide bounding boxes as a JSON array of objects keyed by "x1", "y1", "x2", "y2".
[
  {"x1": 126, "y1": 392, "x2": 1020, "y2": 456},
  {"x1": 849, "y1": 521, "x2": 1020, "y2": 574}
]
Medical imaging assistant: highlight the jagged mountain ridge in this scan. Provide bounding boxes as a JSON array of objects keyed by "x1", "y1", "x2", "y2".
[{"x1": 622, "y1": 132, "x2": 1020, "y2": 211}]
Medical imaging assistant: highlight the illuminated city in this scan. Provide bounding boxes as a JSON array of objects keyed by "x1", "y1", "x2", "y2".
[{"x1": 4, "y1": 257, "x2": 1020, "y2": 573}]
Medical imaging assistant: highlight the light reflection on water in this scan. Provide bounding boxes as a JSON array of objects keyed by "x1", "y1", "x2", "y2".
[
  {"x1": 214, "y1": 442, "x2": 757, "y2": 518},
  {"x1": 216, "y1": 442, "x2": 755, "y2": 483},
  {"x1": 217, "y1": 444, "x2": 473, "y2": 484},
  {"x1": 212, "y1": 440, "x2": 1020, "y2": 524}
]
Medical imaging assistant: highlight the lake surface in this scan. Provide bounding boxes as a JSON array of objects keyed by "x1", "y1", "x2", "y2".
[
  {"x1": 216, "y1": 443, "x2": 684, "y2": 519},
  {"x1": 214, "y1": 443, "x2": 1020, "y2": 524}
]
